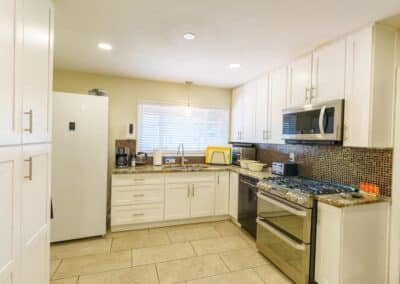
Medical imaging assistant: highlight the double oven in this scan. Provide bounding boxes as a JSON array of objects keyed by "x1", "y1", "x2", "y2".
[{"x1": 256, "y1": 191, "x2": 316, "y2": 284}]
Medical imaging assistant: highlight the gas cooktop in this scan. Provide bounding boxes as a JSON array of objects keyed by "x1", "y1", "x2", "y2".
[{"x1": 257, "y1": 176, "x2": 358, "y2": 208}]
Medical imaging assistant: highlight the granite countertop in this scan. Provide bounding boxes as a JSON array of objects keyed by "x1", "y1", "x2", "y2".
[
  {"x1": 315, "y1": 192, "x2": 390, "y2": 208},
  {"x1": 112, "y1": 164, "x2": 273, "y2": 180}
]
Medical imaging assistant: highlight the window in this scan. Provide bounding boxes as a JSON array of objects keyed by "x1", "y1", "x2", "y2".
[{"x1": 137, "y1": 103, "x2": 229, "y2": 154}]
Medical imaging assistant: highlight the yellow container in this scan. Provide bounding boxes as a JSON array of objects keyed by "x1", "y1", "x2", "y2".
[{"x1": 205, "y1": 145, "x2": 231, "y2": 165}]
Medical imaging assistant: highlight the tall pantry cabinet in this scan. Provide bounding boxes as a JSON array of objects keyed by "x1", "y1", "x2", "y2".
[{"x1": 0, "y1": 0, "x2": 54, "y2": 283}]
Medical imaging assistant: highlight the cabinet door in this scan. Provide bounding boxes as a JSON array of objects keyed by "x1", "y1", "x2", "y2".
[
  {"x1": 215, "y1": 172, "x2": 230, "y2": 215},
  {"x1": 312, "y1": 40, "x2": 346, "y2": 102},
  {"x1": 315, "y1": 203, "x2": 342, "y2": 284},
  {"x1": 0, "y1": 147, "x2": 22, "y2": 284},
  {"x1": 343, "y1": 27, "x2": 373, "y2": 147},
  {"x1": 287, "y1": 55, "x2": 312, "y2": 107},
  {"x1": 0, "y1": 0, "x2": 21, "y2": 146},
  {"x1": 231, "y1": 87, "x2": 243, "y2": 141},
  {"x1": 229, "y1": 172, "x2": 239, "y2": 220},
  {"x1": 190, "y1": 182, "x2": 215, "y2": 218},
  {"x1": 242, "y1": 81, "x2": 257, "y2": 142},
  {"x1": 21, "y1": 144, "x2": 51, "y2": 284},
  {"x1": 22, "y1": 0, "x2": 53, "y2": 144},
  {"x1": 255, "y1": 76, "x2": 269, "y2": 142},
  {"x1": 165, "y1": 184, "x2": 190, "y2": 220},
  {"x1": 268, "y1": 67, "x2": 287, "y2": 144}
]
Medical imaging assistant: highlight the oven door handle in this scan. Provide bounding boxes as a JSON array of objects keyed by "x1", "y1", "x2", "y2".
[
  {"x1": 256, "y1": 218, "x2": 306, "y2": 251},
  {"x1": 319, "y1": 105, "x2": 326, "y2": 136},
  {"x1": 240, "y1": 180, "x2": 258, "y2": 188},
  {"x1": 257, "y1": 193, "x2": 307, "y2": 217}
]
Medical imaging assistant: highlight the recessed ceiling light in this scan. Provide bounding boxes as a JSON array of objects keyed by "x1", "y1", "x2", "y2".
[
  {"x1": 229, "y1": 63, "x2": 241, "y2": 69},
  {"x1": 183, "y1": 33, "x2": 196, "y2": 40},
  {"x1": 98, "y1": 42, "x2": 112, "y2": 50}
]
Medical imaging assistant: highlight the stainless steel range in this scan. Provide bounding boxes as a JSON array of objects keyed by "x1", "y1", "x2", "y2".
[{"x1": 256, "y1": 176, "x2": 357, "y2": 284}]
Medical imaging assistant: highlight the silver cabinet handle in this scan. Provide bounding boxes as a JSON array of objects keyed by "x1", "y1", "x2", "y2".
[
  {"x1": 217, "y1": 175, "x2": 220, "y2": 185},
  {"x1": 133, "y1": 194, "x2": 145, "y2": 197},
  {"x1": 305, "y1": 88, "x2": 310, "y2": 103},
  {"x1": 319, "y1": 105, "x2": 326, "y2": 136},
  {"x1": 192, "y1": 184, "x2": 195, "y2": 197},
  {"x1": 310, "y1": 87, "x2": 316, "y2": 102},
  {"x1": 24, "y1": 110, "x2": 33, "y2": 133},
  {"x1": 134, "y1": 178, "x2": 145, "y2": 182},
  {"x1": 257, "y1": 193, "x2": 307, "y2": 217},
  {"x1": 133, "y1": 213, "x2": 144, "y2": 217},
  {"x1": 187, "y1": 184, "x2": 190, "y2": 198},
  {"x1": 256, "y1": 218, "x2": 306, "y2": 251},
  {"x1": 24, "y1": 157, "x2": 32, "y2": 181}
]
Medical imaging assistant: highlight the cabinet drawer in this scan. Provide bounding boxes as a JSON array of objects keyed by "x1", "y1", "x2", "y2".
[
  {"x1": 111, "y1": 204, "x2": 164, "y2": 226},
  {"x1": 112, "y1": 174, "x2": 164, "y2": 186},
  {"x1": 165, "y1": 172, "x2": 215, "y2": 184},
  {"x1": 112, "y1": 185, "x2": 164, "y2": 206}
]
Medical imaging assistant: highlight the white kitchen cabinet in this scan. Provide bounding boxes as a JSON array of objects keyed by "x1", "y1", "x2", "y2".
[
  {"x1": 268, "y1": 67, "x2": 287, "y2": 144},
  {"x1": 229, "y1": 171, "x2": 239, "y2": 220},
  {"x1": 0, "y1": 147, "x2": 22, "y2": 284},
  {"x1": 255, "y1": 76, "x2": 269, "y2": 142},
  {"x1": 190, "y1": 182, "x2": 215, "y2": 217},
  {"x1": 231, "y1": 87, "x2": 243, "y2": 141},
  {"x1": 165, "y1": 183, "x2": 191, "y2": 220},
  {"x1": 311, "y1": 39, "x2": 346, "y2": 102},
  {"x1": 215, "y1": 172, "x2": 230, "y2": 215},
  {"x1": 22, "y1": 0, "x2": 54, "y2": 144},
  {"x1": 343, "y1": 24, "x2": 397, "y2": 148},
  {"x1": 21, "y1": 143, "x2": 51, "y2": 284},
  {"x1": 0, "y1": 0, "x2": 21, "y2": 146},
  {"x1": 315, "y1": 202, "x2": 389, "y2": 284},
  {"x1": 242, "y1": 80, "x2": 257, "y2": 142},
  {"x1": 287, "y1": 55, "x2": 312, "y2": 107}
]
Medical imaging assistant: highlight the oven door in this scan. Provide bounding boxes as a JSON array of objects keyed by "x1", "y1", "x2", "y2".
[
  {"x1": 257, "y1": 192, "x2": 312, "y2": 243},
  {"x1": 256, "y1": 218, "x2": 310, "y2": 284},
  {"x1": 282, "y1": 99, "x2": 343, "y2": 141},
  {"x1": 238, "y1": 177, "x2": 258, "y2": 238}
]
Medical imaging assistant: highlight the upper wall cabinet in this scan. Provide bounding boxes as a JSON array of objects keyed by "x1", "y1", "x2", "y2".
[
  {"x1": 287, "y1": 54, "x2": 312, "y2": 107},
  {"x1": 231, "y1": 87, "x2": 243, "y2": 142},
  {"x1": 268, "y1": 67, "x2": 287, "y2": 144},
  {"x1": 0, "y1": 0, "x2": 21, "y2": 146},
  {"x1": 343, "y1": 24, "x2": 397, "y2": 148},
  {"x1": 311, "y1": 39, "x2": 346, "y2": 103},
  {"x1": 255, "y1": 76, "x2": 269, "y2": 143},
  {"x1": 22, "y1": 0, "x2": 54, "y2": 144}
]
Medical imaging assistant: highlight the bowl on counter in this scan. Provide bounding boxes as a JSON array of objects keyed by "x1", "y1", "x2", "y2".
[
  {"x1": 248, "y1": 162, "x2": 266, "y2": 172},
  {"x1": 239, "y1": 160, "x2": 257, "y2": 169}
]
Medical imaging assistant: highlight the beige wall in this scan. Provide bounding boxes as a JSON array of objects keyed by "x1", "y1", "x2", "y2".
[{"x1": 53, "y1": 69, "x2": 231, "y2": 165}]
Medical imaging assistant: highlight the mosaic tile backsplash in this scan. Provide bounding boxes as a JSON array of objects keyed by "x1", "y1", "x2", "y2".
[{"x1": 256, "y1": 144, "x2": 393, "y2": 197}]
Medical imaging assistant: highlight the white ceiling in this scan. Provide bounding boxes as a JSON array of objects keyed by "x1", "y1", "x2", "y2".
[{"x1": 54, "y1": 0, "x2": 400, "y2": 88}]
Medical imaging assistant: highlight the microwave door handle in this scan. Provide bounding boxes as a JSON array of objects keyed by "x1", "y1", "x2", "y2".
[
  {"x1": 256, "y1": 218, "x2": 306, "y2": 251},
  {"x1": 319, "y1": 105, "x2": 326, "y2": 135},
  {"x1": 257, "y1": 193, "x2": 307, "y2": 217}
]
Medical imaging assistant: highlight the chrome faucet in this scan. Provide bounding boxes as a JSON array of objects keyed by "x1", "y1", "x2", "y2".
[{"x1": 177, "y1": 143, "x2": 188, "y2": 166}]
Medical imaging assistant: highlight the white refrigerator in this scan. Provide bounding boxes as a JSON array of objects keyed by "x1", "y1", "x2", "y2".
[{"x1": 51, "y1": 92, "x2": 108, "y2": 242}]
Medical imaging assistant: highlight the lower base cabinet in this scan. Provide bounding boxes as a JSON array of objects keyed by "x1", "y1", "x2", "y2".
[
  {"x1": 315, "y1": 202, "x2": 389, "y2": 284},
  {"x1": 165, "y1": 183, "x2": 191, "y2": 220},
  {"x1": 190, "y1": 182, "x2": 215, "y2": 218},
  {"x1": 229, "y1": 172, "x2": 239, "y2": 220}
]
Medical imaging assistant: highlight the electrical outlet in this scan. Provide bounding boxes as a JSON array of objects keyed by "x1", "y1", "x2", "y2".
[{"x1": 289, "y1": 152, "x2": 295, "y2": 162}]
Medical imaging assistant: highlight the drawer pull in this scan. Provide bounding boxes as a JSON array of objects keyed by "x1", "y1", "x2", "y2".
[
  {"x1": 133, "y1": 194, "x2": 145, "y2": 197},
  {"x1": 133, "y1": 213, "x2": 144, "y2": 217},
  {"x1": 134, "y1": 178, "x2": 145, "y2": 182}
]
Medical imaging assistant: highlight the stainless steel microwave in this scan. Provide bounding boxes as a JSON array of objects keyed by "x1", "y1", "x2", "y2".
[{"x1": 282, "y1": 99, "x2": 344, "y2": 142}]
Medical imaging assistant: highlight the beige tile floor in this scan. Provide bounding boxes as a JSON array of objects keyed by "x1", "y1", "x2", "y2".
[{"x1": 50, "y1": 220, "x2": 293, "y2": 284}]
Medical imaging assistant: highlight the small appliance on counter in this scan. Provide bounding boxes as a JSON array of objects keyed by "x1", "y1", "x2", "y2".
[
  {"x1": 231, "y1": 143, "x2": 256, "y2": 166},
  {"x1": 271, "y1": 161, "x2": 298, "y2": 176},
  {"x1": 135, "y1": 152, "x2": 148, "y2": 165},
  {"x1": 153, "y1": 149, "x2": 163, "y2": 166},
  {"x1": 205, "y1": 145, "x2": 231, "y2": 165},
  {"x1": 115, "y1": 147, "x2": 130, "y2": 168}
]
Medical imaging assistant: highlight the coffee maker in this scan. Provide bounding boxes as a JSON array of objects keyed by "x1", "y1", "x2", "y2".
[{"x1": 115, "y1": 147, "x2": 130, "y2": 168}]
